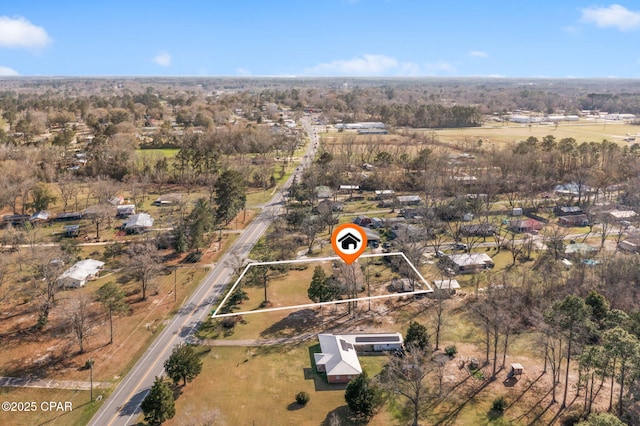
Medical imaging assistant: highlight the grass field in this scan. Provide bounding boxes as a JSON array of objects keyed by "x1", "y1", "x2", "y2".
[
  {"x1": 160, "y1": 344, "x2": 390, "y2": 426},
  {"x1": 414, "y1": 120, "x2": 640, "y2": 147}
]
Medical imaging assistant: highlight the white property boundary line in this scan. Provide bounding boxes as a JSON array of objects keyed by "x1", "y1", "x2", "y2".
[{"x1": 211, "y1": 252, "x2": 433, "y2": 319}]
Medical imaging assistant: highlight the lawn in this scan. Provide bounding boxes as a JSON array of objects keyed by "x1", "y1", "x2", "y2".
[
  {"x1": 160, "y1": 344, "x2": 390, "y2": 426},
  {"x1": 135, "y1": 148, "x2": 180, "y2": 158},
  {"x1": 0, "y1": 387, "x2": 105, "y2": 426}
]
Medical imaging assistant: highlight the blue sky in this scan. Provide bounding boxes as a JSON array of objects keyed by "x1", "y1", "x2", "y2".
[{"x1": 1, "y1": 1, "x2": 640, "y2": 77}]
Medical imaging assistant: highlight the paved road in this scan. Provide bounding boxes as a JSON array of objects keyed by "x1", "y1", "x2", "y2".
[{"x1": 89, "y1": 117, "x2": 320, "y2": 426}]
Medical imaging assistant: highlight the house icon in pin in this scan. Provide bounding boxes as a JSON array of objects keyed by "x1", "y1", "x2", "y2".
[{"x1": 338, "y1": 232, "x2": 361, "y2": 250}]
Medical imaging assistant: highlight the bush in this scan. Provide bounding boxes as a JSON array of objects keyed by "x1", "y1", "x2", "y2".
[
  {"x1": 295, "y1": 391, "x2": 310, "y2": 405},
  {"x1": 492, "y1": 396, "x2": 507, "y2": 414},
  {"x1": 444, "y1": 345, "x2": 457, "y2": 357}
]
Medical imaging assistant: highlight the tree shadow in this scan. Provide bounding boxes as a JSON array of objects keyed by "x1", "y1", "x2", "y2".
[
  {"x1": 433, "y1": 378, "x2": 493, "y2": 425},
  {"x1": 287, "y1": 401, "x2": 305, "y2": 411},
  {"x1": 321, "y1": 405, "x2": 366, "y2": 426},
  {"x1": 118, "y1": 388, "x2": 149, "y2": 416},
  {"x1": 505, "y1": 372, "x2": 544, "y2": 412},
  {"x1": 259, "y1": 308, "x2": 318, "y2": 339}
]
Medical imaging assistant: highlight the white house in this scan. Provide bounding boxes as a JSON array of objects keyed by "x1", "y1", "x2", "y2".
[
  {"x1": 314, "y1": 333, "x2": 404, "y2": 383},
  {"x1": 57, "y1": 259, "x2": 105, "y2": 288},
  {"x1": 314, "y1": 334, "x2": 362, "y2": 384},
  {"x1": 124, "y1": 213, "x2": 154, "y2": 233}
]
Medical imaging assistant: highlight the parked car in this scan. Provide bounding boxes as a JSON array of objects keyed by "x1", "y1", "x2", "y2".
[{"x1": 453, "y1": 242, "x2": 468, "y2": 251}]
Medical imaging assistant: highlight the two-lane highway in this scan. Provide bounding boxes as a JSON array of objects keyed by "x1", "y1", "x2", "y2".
[{"x1": 89, "y1": 117, "x2": 320, "y2": 425}]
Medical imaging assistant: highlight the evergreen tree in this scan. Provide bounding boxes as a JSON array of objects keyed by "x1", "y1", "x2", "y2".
[
  {"x1": 308, "y1": 266, "x2": 340, "y2": 303},
  {"x1": 344, "y1": 371, "x2": 380, "y2": 420},
  {"x1": 405, "y1": 321, "x2": 430, "y2": 352},
  {"x1": 95, "y1": 282, "x2": 129, "y2": 344},
  {"x1": 164, "y1": 343, "x2": 203, "y2": 386},
  {"x1": 214, "y1": 169, "x2": 246, "y2": 224},
  {"x1": 140, "y1": 376, "x2": 175, "y2": 425}
]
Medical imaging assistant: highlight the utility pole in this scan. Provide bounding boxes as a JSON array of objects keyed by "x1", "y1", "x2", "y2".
[
  {"x1": 174, "y1": 268, "x2": 177, "y2": 302},
  {"x1": 88, "y1": 358, "x2": 94, "y2": 402}
]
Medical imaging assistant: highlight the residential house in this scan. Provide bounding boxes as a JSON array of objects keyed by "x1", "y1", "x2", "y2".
[
  {"x1": 152, "y1": 193, "x2": 182, "y2": 206},
  {"x1": 554, "y1": 206, "x2": 583, "y2": 216},
  {"x1": 338, "y1": 333, "x2": 404, "y2": 352},
  {"x1": 116, "y1": 204, "x2": 136, "y2": 218},
  {"x1": 29, "y1": 211, "x2": 50, "y2": 225},
  {"x1": 565, "y1": 243, "x2": 597, "y2": 256},
  {"x1": 608, "y1": 210, "x2": 637, "y2": 222},
  {"x1": 353, "y1": 216, "x2": 372, "y2": 227},
  {"x1": 314, "y1": 333, "x2": 404, "y2": 383},
  {"x1": 374, "y1": 190, "x2": 395, "y2": 200},
  {"x1": 314, "y1": 334, "x2": 362, "y2": 384},
  {"x1": 57, "y1": 259, "x2": 105, "y2": 288},
  {"x1": 339, "y1": 185, "x2": 359, "y2": 194},
  {"x1": 509, "y1": 218, "x2": 544, "y2": 233},
  {"x1": 460, "y1": 223, "x2": 496, "y2": 237},
  {"x1": 395, "y1": 195, "x2": 422, "y2": 206},
  {"x1": 445, "y1": 253, "x2": 494, "y2": 274},
  {"x1": 3, "y1": 214, "x2": 30, "y2": 227},
  {"x1": 558, "y1": 214, "x2": 590, "y2": 227},
  {"x1": 53, "y1": 211, "x2": 84, "y2": 222},
  {"x1": 314, "y1": 185, "x2": 333, "y2": 199},
  {"x1": 124, "y1": 213, "x2": 154, "y2": 234}
]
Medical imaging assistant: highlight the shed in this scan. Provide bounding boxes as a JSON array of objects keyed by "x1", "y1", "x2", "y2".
[
  {"x1": 510, "y1": 363, "x2": 524, "y2": 376},
  {"x1": 432, "y1": 279, "x2": 461, "y2": 293},
  {"x1": 116, "y1": 204, "x2": 136, "y2": 218},
  {"x1": 63, "y1": 225, "x2": 80, "y2": 238}
]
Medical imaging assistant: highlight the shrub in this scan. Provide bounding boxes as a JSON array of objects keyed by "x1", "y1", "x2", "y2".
[
  {"x1": 295, "y1": 391, "x2": 310, "y2": 405},
  {"x1": 492, "y1": 396, "x2": 507, "y2": 414},
  {"x1": 444, "y1": 345, "x2": 457, "y2": 357}
]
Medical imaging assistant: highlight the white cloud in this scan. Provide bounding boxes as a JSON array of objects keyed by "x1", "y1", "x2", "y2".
[
  {"x1": 152, "y1": 51, "x2": 172, "y2": 67},
  {"x1": 581, "y1": 4, "x2": 640, "y2": 31},
  {"x1": 0, "y1": 65, "x2": 18, "y2": 76},
  {"x1": 469, "y1": 50, "x2": 488, "y2": 58},
  {"x1": 0, "y1": 16, "x2": 51, "y2": 49},
  {"x1": 424, "y1": 60, "x2": 455, "y2": 73},
  {"x1": 236, "y1": 67, "x2": 251, "y2": 76},
  {"x1": 305, "y1": 54, "x2": 399, "y2": 76}
]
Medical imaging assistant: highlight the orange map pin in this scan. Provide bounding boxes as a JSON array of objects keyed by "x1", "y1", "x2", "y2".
[{"x1": 332, "y1": 223, "x2": 367, "y2": 264}]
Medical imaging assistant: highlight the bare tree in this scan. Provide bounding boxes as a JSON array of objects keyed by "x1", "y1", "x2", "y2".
[
  {"x1": 30, "y1": 248, "x2": 68, "y2": 329},
  {"x1": 382, "y1": 345, "x2": 431, "y2": 426},
  {"x1": 127, "y1": 242, "x2": 163, "y2": 300},
  {"x1": 70, "y1": 294, "x2": 94, "y2": 354},
  {"x1": 56, "y1": 174, "x2": 79, "y2": 212}
]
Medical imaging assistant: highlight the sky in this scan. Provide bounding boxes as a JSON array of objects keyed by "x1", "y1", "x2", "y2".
[{"x1": 1, "y1": 1, "x2": 640, "y2": 78}]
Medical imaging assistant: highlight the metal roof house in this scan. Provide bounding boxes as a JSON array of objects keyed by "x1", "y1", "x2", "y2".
[
  {"x1": 116, "y1": 204, "x2": 136, "y2": 218},
  {"x1": 446, "y1": 253, "x2": 494, "y2": 274},
  {"x1": 57, "y1": 259, "x2": 105, "y2": 288},
  {"x1": 314, "y1": 334, "x2": 362, "y2": 384},
  {"x1": 314, "y1": 333, "x2": 404, "y2": 383},
  {"x1": 124, "y1": 213, "x2": 154, "y2": 234}
]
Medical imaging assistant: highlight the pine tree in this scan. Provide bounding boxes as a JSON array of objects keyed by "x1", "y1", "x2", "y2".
[{"x1": 140, "y1": 376, "x2": 175, "y2": 425}]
